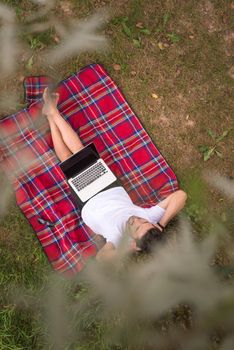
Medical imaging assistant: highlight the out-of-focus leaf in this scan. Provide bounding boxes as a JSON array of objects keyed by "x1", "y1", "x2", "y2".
[
  {"x1": 32, "y1": 0, "x2": 48, "y2": 4},
  {"x1": 220, "y1": 335, "x2": 234, "y2": 350},
  {"x1": 82, "y1": 216, "x2": 229, "y2": 323},
  {"x1": 0, "y1": 91, "x2": 19, "y2": 112},
  {"x1": 0, "y1": 173, "x2": 13, "y2": 217},
  {"x1": 45, "y1": 10, "x2": 109, "y2": 64},
  {"x1": 25, "y1": 0, "x2": 56, "y2": 22},
  {"x1": 203, "y1": 170, "x2": 234, "y2": 199},
  {"x1": 0, "y1": 4, "x2": 20, "y2": 75}
]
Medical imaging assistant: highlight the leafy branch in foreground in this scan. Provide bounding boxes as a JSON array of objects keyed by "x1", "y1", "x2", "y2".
[
  {"x1": 0, "y1": 1, "x2": 109, "y2": 77},
  {"x1": 6, "y1": 204, "x2": 234, "y2": 350}
]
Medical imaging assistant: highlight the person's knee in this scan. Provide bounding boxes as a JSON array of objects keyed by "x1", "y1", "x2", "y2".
[
  {"x1": 60, "y1": 151, "x2": 72, "y2": 162},
  {"x1": 73, "y1": 145, "x2": 85, "y2": 153}
]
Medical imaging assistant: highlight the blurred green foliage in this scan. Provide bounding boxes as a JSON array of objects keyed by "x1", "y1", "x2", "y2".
[{"x1": 0, "y1": 0, "x2": 233, "y2": 349}]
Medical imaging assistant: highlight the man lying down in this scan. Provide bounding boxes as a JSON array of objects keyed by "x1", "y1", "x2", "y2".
[{"x1": 42, "y1": 87, "x2": 187, "y2": 261}]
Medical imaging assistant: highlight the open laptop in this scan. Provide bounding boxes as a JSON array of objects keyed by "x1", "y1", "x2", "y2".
[{"x1": 59, "y1": 143, "x2": 118, "y2": 206}]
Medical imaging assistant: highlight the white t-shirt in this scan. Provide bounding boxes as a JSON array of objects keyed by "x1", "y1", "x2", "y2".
[{"x1": 81, "y1": 186, "x2": 166, "y2": 248}]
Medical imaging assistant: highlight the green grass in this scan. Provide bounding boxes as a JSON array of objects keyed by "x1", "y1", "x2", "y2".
[
  {"x1": 0, "y1": 197, "x2": 49, "y2": 348},
  {"x1": 0, "y1": 0, "x2": 233, "y2": 348}
]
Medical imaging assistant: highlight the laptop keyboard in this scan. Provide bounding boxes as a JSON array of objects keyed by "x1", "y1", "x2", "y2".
[{"x1": 71, "y1": 162, "x2": 108, "y2": 192}]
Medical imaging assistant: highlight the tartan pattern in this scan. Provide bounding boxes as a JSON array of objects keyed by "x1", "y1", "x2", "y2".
[
  {"x1": 0, "y1": 63, "x2": 179, "y2": 277},
  {"x1": 23, "y1": 76, "x2": 53, "y2": 106}
]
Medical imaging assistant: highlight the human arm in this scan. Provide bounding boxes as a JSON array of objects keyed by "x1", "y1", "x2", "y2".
[
  {"x1": 157, "y1": 190, "x2": 187, "y2": 227},
  {"x1": 95, "y1": 242, "x2": 117, "y2": 261}
]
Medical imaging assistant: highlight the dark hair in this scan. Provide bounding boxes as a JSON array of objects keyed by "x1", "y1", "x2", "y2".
[
  {"x1": 135, "y1": 226, "x2": 166, "y2": 255},
  {"x1": 126, "y1": 217, "x2": 179, "y2": 263}
]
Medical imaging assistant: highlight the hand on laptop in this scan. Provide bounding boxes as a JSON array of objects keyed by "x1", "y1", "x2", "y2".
[{"x1": 42, "y1": 87, "x2": 59, "y2": 117}]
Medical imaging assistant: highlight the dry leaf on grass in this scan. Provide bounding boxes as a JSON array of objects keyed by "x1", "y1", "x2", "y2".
[
  {"x1": 151, "y1": 93, "x2": 159, "y2": 99},
  {"x1": 53, "y1": 35, "x2": 60, "y2": 43},
  {"x1": 113, "y1": 64, "x2": 121, "y2": 71},
  {"x1": 158, "y1": 42, "x2": 164, "y2": 50},
  {"x1": 136, "y1": 22, "x2": 144, "y2": 29}
]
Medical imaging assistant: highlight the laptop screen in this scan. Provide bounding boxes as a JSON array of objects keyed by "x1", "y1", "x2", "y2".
[{"x1": 59, "y1": 143, "x2": 99, "y2": 179}]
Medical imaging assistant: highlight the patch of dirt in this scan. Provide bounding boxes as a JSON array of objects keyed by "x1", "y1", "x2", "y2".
[
  {"x1": 198, "y1": 0, "x2": 223, "y2": 33},
  {"x1": 177, "y1": 18, "x2": 195, "y2": 36},
  {"x1": 223, "y1": 30, "x2": 234, "y2": 57},
  {"x1": 58, "y1": 0, "x2": 74, "y2": 16},
  {"x1": 227, "y1": 66, "x2": 234, "y2": 80}
]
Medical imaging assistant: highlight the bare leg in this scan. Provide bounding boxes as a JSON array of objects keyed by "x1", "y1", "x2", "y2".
[
  {"x1": 48, "y1": 118, "x2": 73, "y2": 162},
  {"x1": 49, "y1": 110, "x2": 84, "y2": 154},
  {"x1": 42, "y1": 87, "x2": 84, "y2": 155}
]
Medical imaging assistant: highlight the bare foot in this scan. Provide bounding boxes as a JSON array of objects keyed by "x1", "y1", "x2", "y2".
[{"x1": 42, "y1": 87, "x2": 59, "y2": 118}]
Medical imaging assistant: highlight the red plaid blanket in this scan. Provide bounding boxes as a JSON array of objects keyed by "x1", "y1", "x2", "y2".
[{"x1": 0, "y1": 63, "x2": 179, "y2": 277}]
